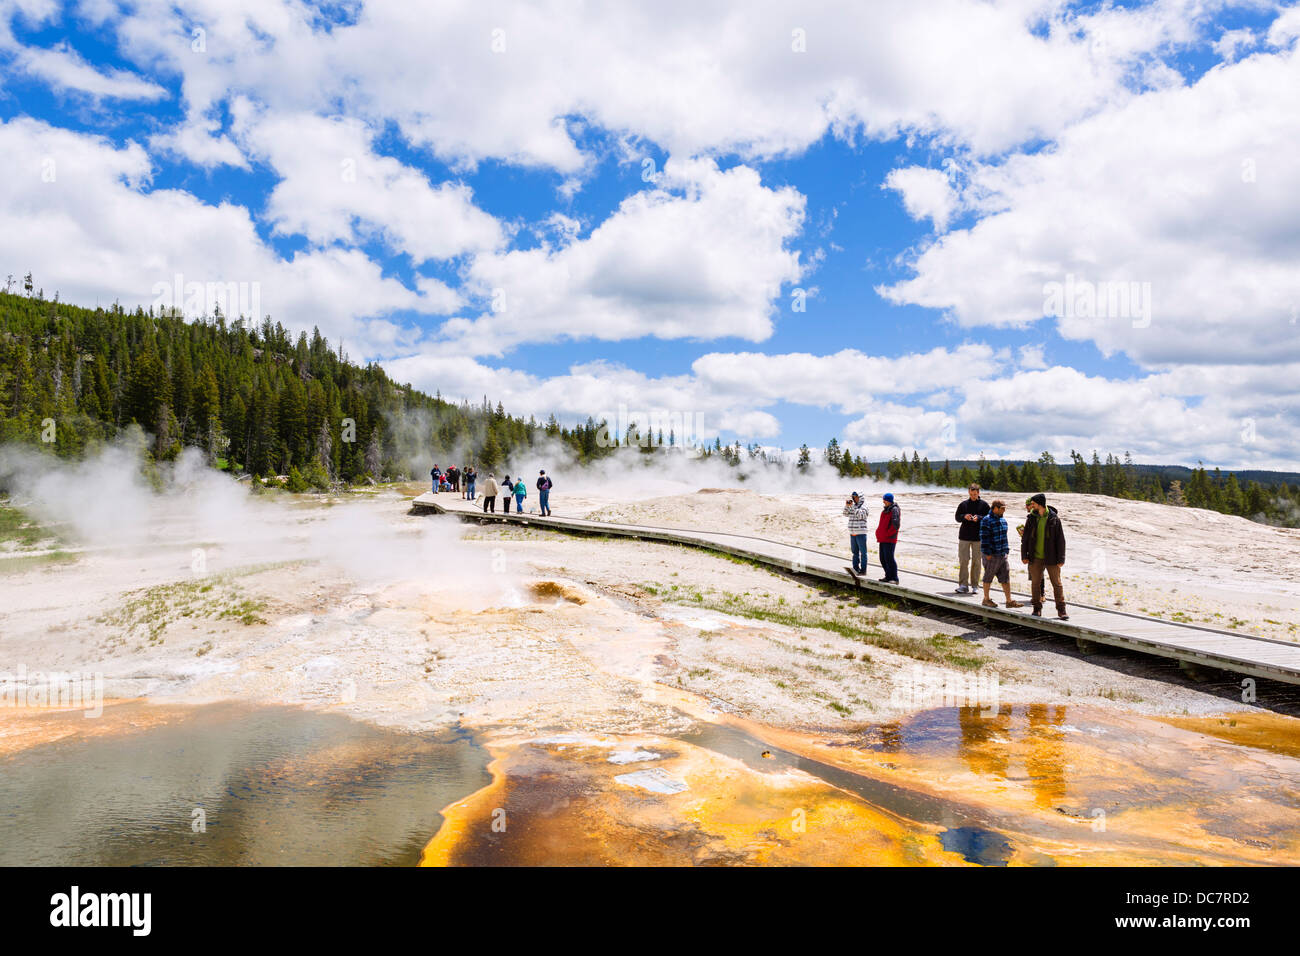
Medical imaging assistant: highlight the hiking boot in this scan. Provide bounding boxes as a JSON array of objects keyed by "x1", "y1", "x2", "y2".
[
  {"x1": 981, "y1": 598, "x2": 997, "y2": 608},
  {"x1": 1031, "y1": 607, "x2": 1042, "y2": 617},
  {"x1": 955, "y1": 585, "x2": 970, "y2": 594},
  {"x1": 1005, "y1": 600, "x2": 1024, "y2": 608},
  {"x1": 1057, "y1": 611, "x2": 1070, "y2": 620}
]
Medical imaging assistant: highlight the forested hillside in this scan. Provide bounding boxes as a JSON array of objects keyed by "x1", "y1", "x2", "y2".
[{"x1": 0, "y1": 289, "x2": 614, "y2": 486}]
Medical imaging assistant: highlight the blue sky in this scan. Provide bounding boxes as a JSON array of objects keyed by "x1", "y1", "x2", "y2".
[{"x1": 1, "y1": 0, "x2": 1298, "y2": 468}]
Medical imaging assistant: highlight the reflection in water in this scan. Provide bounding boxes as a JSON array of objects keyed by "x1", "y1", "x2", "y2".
[
  {"x1": 957, "y1": 703, "x2": 1014, "y2": 778},
  {"x1": 1024, "y1": 704, "x2": 1068, "y2": 809},
  {"x1": 955, "y1": 704, "x2": 1068, "y2": 808},
  {"x1": 0, "y1": 703, "x2": 490, "y2": 866},
  {"x1": 874, "y1": 723, "x2": 904, "y2": 754}
]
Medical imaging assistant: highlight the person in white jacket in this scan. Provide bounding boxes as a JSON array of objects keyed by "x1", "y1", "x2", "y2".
[
  {"x1": 480, "y1": 474, "x2": 500, "y2": 513},
  {"x1": 843, "y1": 491, "x2": 870, "y2": 582}
]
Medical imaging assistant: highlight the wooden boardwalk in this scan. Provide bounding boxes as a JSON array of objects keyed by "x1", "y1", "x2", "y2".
[{"x1": 412, "y1": 492, "x2": 1300, "y2": 686}]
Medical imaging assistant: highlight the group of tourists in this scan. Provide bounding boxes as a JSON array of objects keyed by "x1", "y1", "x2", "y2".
[
  {"x1": 844, "y1": 484, "x2": 1069, "y2": 620},
  {"x1": 437, "y1": 460, "x2": 1066, "y2": 617},
  {"x1": 429, "y1": 464, "x2": 478, "y2": 499},
  {"x1": 435, "y1": 465, "x2": 554, "y2": 517}
]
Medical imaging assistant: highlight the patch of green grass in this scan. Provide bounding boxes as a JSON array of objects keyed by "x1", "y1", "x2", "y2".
[
  {"x1": 654, "y1": 584, "x2": 994, "y2": 670},
  {"x1": 218, "y1": 598, "x2": 268, "y2": 627},
  {"x1": 0, "y1": 550, "x2": 77, "y2": 574},
  {"x1": 98, "y1": 568, "x2": 275, "y2": 647},
  {"x1": 1098, "y1": 687, "x2": 1145, "y2": 703},
  {"x1": 0, "y1": 501, "x2": 59, "y2": 548},
  {"x1": 926, "y1": 634, "x2": 991, "y2": 671}
]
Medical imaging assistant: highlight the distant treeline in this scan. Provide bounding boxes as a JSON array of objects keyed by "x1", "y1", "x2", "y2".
[
  {"x1": 823, "y1": 441, "x2": 1300, "y2": 528},
  {"x1": 0, "y1": 288, "x2": 618, "y2": 487}
]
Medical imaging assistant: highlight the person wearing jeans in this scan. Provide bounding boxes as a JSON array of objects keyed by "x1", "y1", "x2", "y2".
[
  {"x1": 465, "y1": 466, "x2": 477, "y2": 501},
  {"x1": 876, "y1": 492, "x2": 900, "y2": 583},
  {"x1": 514, "y1": 477, "x2": 527, "y2": 513},
  {"x1": 842, "y1": 491, "x2": 869, "y2": 580},
  {"x1": 536, "y1": 470, "x2": 552, "y2": 516}
]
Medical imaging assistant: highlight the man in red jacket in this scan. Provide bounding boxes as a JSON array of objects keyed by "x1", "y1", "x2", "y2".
[{"x1": 876, "y1": 492, "x2": 900, "y2": 583}]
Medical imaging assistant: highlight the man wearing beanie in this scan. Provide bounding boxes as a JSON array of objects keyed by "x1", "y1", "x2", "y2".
[
  {"x1": 876, "y1": 492, "x2": 901, "y2": 584},
  {"x1": 1020, "y1": 493, "x2": 1068, "y2": 619}
]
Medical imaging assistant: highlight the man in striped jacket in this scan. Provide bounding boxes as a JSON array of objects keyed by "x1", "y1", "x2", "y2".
[{"x1": 843, "y1": 491, "x2": 870, "y2": 582}]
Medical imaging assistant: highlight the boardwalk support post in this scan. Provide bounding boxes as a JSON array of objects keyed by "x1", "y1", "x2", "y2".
[
  {"x1": 1076, "y1": 638, "x2": 1103, "y2": 655},
  {"x1": 1178, "y1": 660, "x2": 1215, "y2": 683}
]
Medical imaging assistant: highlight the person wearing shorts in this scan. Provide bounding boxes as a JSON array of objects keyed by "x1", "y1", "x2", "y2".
[{"x1": 979, "y1": 499, "x2": 1023, "y2": 609}]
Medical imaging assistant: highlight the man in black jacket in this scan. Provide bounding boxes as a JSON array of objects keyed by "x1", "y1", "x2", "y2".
[
  {"x1": 954, "y1": 484, "x2": 990, "y2": 594},
  {"x1": 1020, "y1": 493, "x2": 1068, "y2": 620}
]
